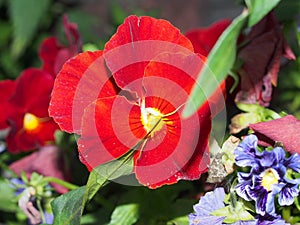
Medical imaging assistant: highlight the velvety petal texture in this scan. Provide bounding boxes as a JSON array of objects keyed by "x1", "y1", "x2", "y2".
[
  {"x1": 49, "y1": 15, "x2": 223, "y2": 188},
  {"x1": 49, "y1": 51, "x2": 118, "y2": 134}
]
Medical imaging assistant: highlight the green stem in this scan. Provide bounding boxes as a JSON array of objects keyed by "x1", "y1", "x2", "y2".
[
  {"x1": 36, "y1": 199, "x2": 46, "y2": 223},
  {"x1": 43, "y1": 177, "x2": 79, "y2": 190}
]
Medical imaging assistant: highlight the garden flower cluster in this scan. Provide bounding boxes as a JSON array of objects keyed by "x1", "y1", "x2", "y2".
[
  {"x1": 0, "y1": 1, "x2": 299, "y2": 225},
  {"x1": 189, "y1": 133, "x2": 300, "y2": 225}
]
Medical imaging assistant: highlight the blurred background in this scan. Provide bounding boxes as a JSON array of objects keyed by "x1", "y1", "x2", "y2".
[{"x1": 0, "y1": 0, "x2": 242, "y2": 80}]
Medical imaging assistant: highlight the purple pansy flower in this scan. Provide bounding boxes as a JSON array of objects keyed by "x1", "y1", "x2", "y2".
[
  {"x1": 189, "y1": 187, "x2": 256, "y2": 225},
  {"x1": 234, "y1": 134, "x2": 300, "y2": 216},
  {"x1": 189, "y1": 187, "x2": 226, "y2": 225}
]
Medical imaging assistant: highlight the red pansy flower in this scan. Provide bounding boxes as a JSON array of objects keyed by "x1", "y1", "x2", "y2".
[
  {"x1": 0, "y1": 15, "x2": 81, "y2": 153},
  {"x1": 2, "y1": 69, "x2": 58, "y2": 153},
  {"x1": 50, "y1": 16, "x2": 225, "y2": 188}
]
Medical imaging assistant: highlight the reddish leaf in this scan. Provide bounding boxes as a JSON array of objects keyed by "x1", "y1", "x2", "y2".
[
  {"x1": 9, "y1": 145, "x2": 71, "y2": 194},
  {"x1": 235, "y1": 12, "x2": 295, "y2": 106},
  {"x1": 250, "y1": 115, "x2": 300, "y2": 154}
]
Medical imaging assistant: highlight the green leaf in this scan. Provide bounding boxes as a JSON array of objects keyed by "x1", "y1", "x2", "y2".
[
  {"x1": 51, "y1": 149, "x2": 135, "y2": 225},
  {"x1": 83, "y1": 149, "x2": 134, "y2": 204},
  {"x1": 9, "y1": 0, "x2": 50, "y2": 57},
  {"x1": 182, "y1": 10, "x2": 249, "y2": 118},
  {"x1": 51, "y1": 186, "x2": 86, "y2": 225},
  {"x1": 0, "y1": 179, "x2": 19, "y2": 212},
  {"x1": 167, "y1": 216, "x2": 189, "y2": 225},
  {"x1": 108, "y1": 204, "x2": 139, "y2": 225},
  {"x1": 212, "y1": 202, "x2": 254, "y2": 223},
  {"x1": 245, "y1": 0, "x2": 281, "y2": 27}
]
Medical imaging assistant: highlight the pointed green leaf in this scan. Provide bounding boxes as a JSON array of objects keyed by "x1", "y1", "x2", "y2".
[
  {"x1": 51, "y1": 186, "x2": 86, "y2": 225},
  {"x1": 183, "y1": 10, "x2": 249, "y2": 118},
  {"x1": 245, "y1": 0, "x2": 281, "y2": 27},
  {"x1": 9, "y1": 0, "x2": 50, "y2": 57},
  {"x1": 108, "y1": 204, "x2": 139, "y2": 225},
  {"x1": 51, "y1": 149, "x2": 135, "y2": 225}
]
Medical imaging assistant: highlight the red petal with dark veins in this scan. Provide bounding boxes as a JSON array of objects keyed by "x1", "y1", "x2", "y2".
[
  {"x1": 134, "y1": 102, "x2": 211, "y2": 188},
  {"x1": 0, "y1": 80, "x2": 16, "y2": 129},
  {"x1": 250, "y1": 115, "x2": 300, "y2": 154},
  {"x1": 185, "y1": 19, "x2": 231, "y2": 56},
  {"x1": 9, "y1": 145, "x2": 72, "y2": 194},
  {"x1": 78, "y1": 96, "x2": 142, "y2": 169},
  {"x1": 10, "y1": 68, "x2": 54, "y2": 117},
  {"x1": 132, "y1": 58, "x2": 211, "y2": 188},
  {"x1": 49, "y1": 51, "x2": 118, "y2": 134},
  {"x1": 104, "y1": 15, "x2": 194, "y2": 97}
]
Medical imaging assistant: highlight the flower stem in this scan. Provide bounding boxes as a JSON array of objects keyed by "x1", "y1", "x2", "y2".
[{"x1": 43, "y1": 177, "x2": 79, "y2": 190}]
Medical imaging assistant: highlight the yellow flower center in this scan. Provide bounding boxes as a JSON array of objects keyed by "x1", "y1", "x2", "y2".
[
  {"x1": 23, "y1": 113, "x2": 40, "y2": 131},
  {"x1": 140, "y1": 99, "x2": 164, "y2": 137},
  {"x1": 261, "y1": 168, "x2": 279, "y2": 191}
]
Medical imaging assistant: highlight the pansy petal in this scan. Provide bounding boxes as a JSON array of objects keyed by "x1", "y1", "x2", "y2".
[
  {"x1": 234, "y1": 134, "x2": 259, "y2": 167},
  {"x1": 194, "y1": 187, "x2": 225, "y2": 216},
  {"x1": 10, "y1": 68, "x2": 54, "y2": 117},
  {"x1": 78, "y1": 96, "x2": 142, "y2": 170},
  {"x1": 248, "y1": 185, "x2": 268, "y2": 215},
  {"x1": 129, "y1": 64, "x2": 211, "y2": 187},
  {"x1": 49, "y1": 51, "x2": 118, "y2": 134},
  {"x1": 134, "y1": 106, "x2": 211, "y2": 188},
  {"x1": 39, "y1": 37, "x2": 60, "y2": 76},
  {"x1": 104, "y1": 15, "x2": 194, "y2": 96},
  {"x1": 39, "y1": 15, "x2": 81, "y2": 77},
  {"x1": 260, "y1": 150, "x2": 276, "y2": 168},
  {"x1": 284, "y1": 153, "x2": 300, "y2": 173},
  {"x1": 188, "y1": 214, "x2": 224, "y2": 225},
  {"x1": 278, "y1": 183, "x2": 299, "y2": 206},
  {"x1": 235, "y1": 174, "x2": 253, "y2": 201},
  {"x1": 185, "y1": 19, "x2": 231, "y2": 56}
]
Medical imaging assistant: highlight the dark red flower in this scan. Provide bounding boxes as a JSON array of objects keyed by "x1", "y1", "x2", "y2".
[
  {"x1": 235, "y1": 12, "x2": 295, "y2": 106},
  {"x1": 39, "y1": 15, "x2": 82, "y2": 77},
  {"x1": 2, "y1": 69, "x2": 59, "y2": 153},
  {"x1": 0, "y1": 15, "x2": 81, "y2": 153},
  {"x1": 50, "y1": 16, "x2": 225, "y2": 188}
]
